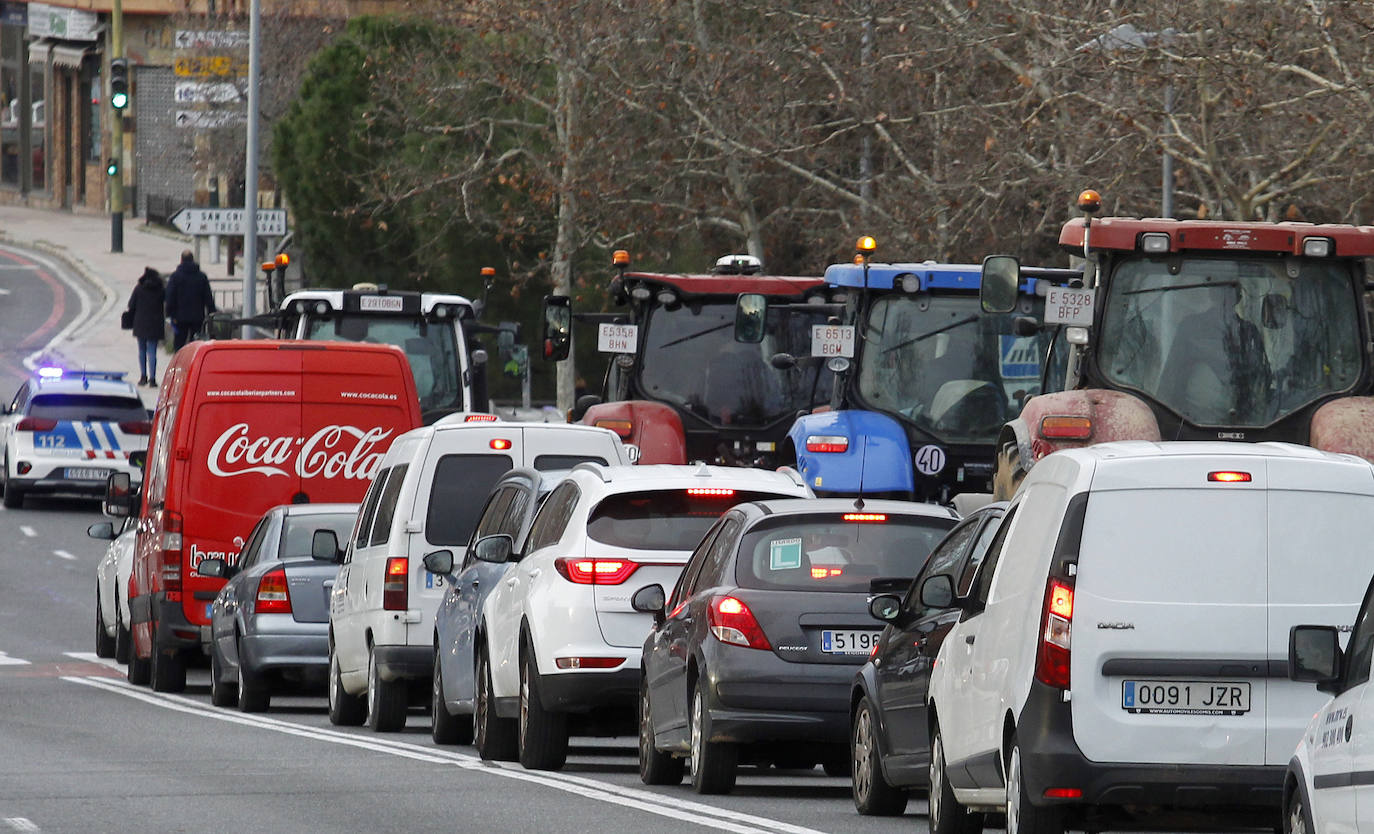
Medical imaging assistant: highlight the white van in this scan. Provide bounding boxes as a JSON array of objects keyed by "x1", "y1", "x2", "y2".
[
  {"x1": 327, "y1": 417, "x2": 631, "y2": 731},
  {"x1": 922, "y1": 441, "x2": 1374, "y2": 834}
]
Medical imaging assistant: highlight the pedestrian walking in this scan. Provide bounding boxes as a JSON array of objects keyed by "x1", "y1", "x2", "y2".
[
  {"x1": 165, "y1": 249, "x2": 217, "y2": 350},
  {"x1": 127, "y1": 267, "x2": 165, "y2": 387}
]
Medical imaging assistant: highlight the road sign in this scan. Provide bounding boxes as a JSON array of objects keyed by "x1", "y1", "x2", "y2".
[
  {"x1": 175, "y1": 110, "x2": 245, "y2": 129},
  {"x1": 174, "y1": 81, "x2": 242, "y2": 105},
  {"x1": 175, "y1": 30, "x2": 248, "y2": 49},
  {"x1": 170, "y1": 208, "x2": 288, "y2": 237},
  {"x1": 173, "y1": 55, "x2": 248, "y2": 78}
]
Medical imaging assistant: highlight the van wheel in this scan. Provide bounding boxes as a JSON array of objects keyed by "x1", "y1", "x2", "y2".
[
  {"x1": 127, "y1": 642, "x2": 151, "y2": 686},
  {"x1": 114, "y1": 607, "x2": 131, "y2": 665},
  {"x1": 149, "y1": 636, "x2": 186, "y2": 693},
  {"x1": 366, "y1": 645, "x2": 406, "y2": 732},
  {"x1": 1285, "y1": 782, "x2": 1315, "y2": 834},
  {"x1": 518, "y1": 651, "x2": 568, "y2": 770},
  {"x1": 852, "y1": 695, "x2": 908, "y2": 815},
  {"x1": 638, "y1": 680, "x2": 684, "y2": 785},
  {"x1": 431, "y1": 649, "x2": 473, "y2": 745},
  {"x1": 210, "y1": 647, "x2": 237, "y2": 707},
  {"x1": 689, "y1": 682, "x2": 737, "y2": 794},
  {"x1": 1006, "y1": 739, "x2": 1063, "y2": 834},
  {"x1": 327, "y1": 645, "x2": 366, "y2": 726},
  {"x1": 931, "y1": 724, "x2": 983, "y2": 834},
  {"x1": 237, "y1": 639, "x2": 270, "y2": 713},
  {"x1": 475, "y1": 645, "x2": 517, "y2": 760},
  {"x1": 95, "y1": 589, "x2": 116, "y2": 659}
]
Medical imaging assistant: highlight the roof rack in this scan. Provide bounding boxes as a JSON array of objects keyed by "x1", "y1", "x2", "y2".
[{"x1": 570, "y1": 461, "x2": 613, "y2": 483}]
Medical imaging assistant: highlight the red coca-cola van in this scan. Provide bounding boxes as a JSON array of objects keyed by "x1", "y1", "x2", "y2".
[{"x1": 113, "y1": 340, "x2": 421, "y2": 692}]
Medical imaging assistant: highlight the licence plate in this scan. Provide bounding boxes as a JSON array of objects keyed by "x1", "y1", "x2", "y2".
[
  {"x1": 1122, "y1": 680, "x2": 1250, "y2": 715},
  {"x1": 65, "y1": 467, "x2": 108, "y2": 480},
  {"x1": 821, "y1": 629, "x2": 879, "y2": 655}
]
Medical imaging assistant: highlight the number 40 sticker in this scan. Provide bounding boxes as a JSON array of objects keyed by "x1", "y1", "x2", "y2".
[{"x1": 914, "y1": 445, "x2": 947, "y2": 476}]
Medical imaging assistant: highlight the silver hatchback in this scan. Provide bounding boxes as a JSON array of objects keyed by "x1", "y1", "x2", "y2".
[{"x1": 202, "y1": 503, "x2": 357, "y2": 712}]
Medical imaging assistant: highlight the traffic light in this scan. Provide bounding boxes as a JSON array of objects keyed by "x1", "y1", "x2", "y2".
[
  {"x1": 109, "y1": 58, "x2": 129, "y2": 110},
  {"x1": 106, "y1": 157, "x2": 118, "y2": 177}
]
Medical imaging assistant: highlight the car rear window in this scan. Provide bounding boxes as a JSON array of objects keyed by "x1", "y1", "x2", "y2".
[
  {"x1": 279, "y1": 512, "x2": 358, "y2": 560},
  {"x1": 29, "y1": 393, "x2": 145, "y2": 422},
  {"x1": 426, "y1": 453, "x2": 514, "y2": 545},
  {"x1": 586, "y1": 490, "x2": 788, "y2": 550},
  {"x1": 534, "y1": 454, "x2": 607, "y2": 471},
  {"x1": 735, "y1": 514, "x2": 956, "y2": 592}
]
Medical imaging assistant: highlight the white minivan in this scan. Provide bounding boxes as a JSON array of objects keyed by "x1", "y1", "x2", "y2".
[
  {"x1": 328, "y1": 416, "x2": 631, "y2": 731},
  {"x1": 922, "y1": 441, "x2": 1374, "y2": 834}
]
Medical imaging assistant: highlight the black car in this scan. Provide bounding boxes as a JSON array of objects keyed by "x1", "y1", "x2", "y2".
[
  {"x1": 849, "y1": 501, "x2": 1007, "y2": 815},
  {"x1": 632, "y1": 498, "x2": 959, "y2": 794}
]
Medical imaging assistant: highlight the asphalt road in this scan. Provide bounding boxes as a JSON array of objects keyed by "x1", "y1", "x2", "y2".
[{"x1": 0, "y1": 247, "x2": 947, "y2": 833}]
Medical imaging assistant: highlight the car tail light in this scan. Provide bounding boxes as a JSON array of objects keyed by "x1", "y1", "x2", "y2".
[
  {"x1": 805, "y1": 435, "x2": 848, "y2": 453},
  {"x1": 708, "y1": 595, "x2": 771, "y2": 650},
  {"x1": 162, "y1": 512, "x2": 183, "y2": 590},
  {"x1": 383, "y1": 557, "x2": 408, "y2": 611},
  {"x1": 553, "y1": 557, "x2": 640, "y2": 585},
  {"x1": 594, "y1": 419, "x2": 633, "y2": 438},
  {"x1": 686, "y1": 487, "x2": 735, "y2": 497},
  {"x1": 1035, "y1": 578, "x2": 1074, "y2": 689},
  {"x1": 1039, "y1": 415, "x2": 1092, "y2": 440},
  {"x1": 463, "y1": 414, "x2": 498, "y2": 422},
  {"x1": 843, "y1": 513, "x2": 886, "y2": 522},
  {"x1": 118, "y1": 420, "x2": 152, "y2": 435},
  {"x1": 255, "y1": 569, "x2": 292, "y2": 614},
  {"x1": 15, "y1": 417, "x2": 57, "y2": 432},
  {"x1": 489, "y1": 438, "x2": 512, "y2": 450},
  {"x1": 555, "y1": 657, "x2": 625, "y2": 669},
  {"x1": 1044, "y1": 787, "x2": 1083, "y2": 799},
  {"x1": 1208, "y1": 471, "x2": 1251, "y2": 483}
]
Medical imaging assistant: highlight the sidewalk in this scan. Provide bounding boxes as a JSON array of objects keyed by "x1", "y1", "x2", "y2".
[{"x1": 0, "y1": 205, "x2": 245, "y2": 382}]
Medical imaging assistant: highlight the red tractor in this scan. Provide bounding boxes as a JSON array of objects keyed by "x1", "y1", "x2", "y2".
[
  {"x1": 983, "y1": 190, "x2": 1374, "y2": 498},
  {"x1": 542, "y1": 252, "x2": 836, "y2": 466}
]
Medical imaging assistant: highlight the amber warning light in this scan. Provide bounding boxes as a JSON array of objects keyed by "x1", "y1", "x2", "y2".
[{"x1": 1208, "y1": 471, "x2": 1252, "y2": 483}]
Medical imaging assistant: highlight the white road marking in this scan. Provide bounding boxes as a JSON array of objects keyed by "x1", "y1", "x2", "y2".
[
  {"x1": 62, "y1": 652, "x2": 120, "y2": 669},
  {"x1": 53, "y1": 551, "x2": 76, "y2": 561},
  {"x1": 4, "y1": 818, "x2": 39, "y2": 832},
  {"x1": 64, "y1": 675, "x2": 827, "y2": 834},
  {"x1": 19, "y1": 526, "x2": 35, "y2": 537},
  {"x1": 0, "y1": 653, "x2": 29, "y2": 666}
]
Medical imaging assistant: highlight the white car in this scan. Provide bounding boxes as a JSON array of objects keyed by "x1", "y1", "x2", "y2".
[
  {"x1": 475, "y1": 462, "x2": 812, "y2": 771},
  {"x1": 1286, "y1": 577, "x2": 1374, "y2": 834},
  {"x1": 90, "y1": 515, "x2": 137, "y2": 662},
  {"x1": 1, "y1": 368, "x2": 150, "y2": 509}
]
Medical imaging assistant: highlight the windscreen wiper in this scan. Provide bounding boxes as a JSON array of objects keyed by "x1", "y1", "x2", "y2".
[{"x1": 881, "y1": 315, "x2": 978, "y2": 355}]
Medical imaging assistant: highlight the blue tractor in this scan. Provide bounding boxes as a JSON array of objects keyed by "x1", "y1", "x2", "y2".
[{"x1": 744, "y1": 244, "x2": 1068, "y2": 502}]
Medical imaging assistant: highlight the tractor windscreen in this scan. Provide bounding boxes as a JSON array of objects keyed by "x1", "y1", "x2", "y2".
[
  {"x1": 1098, "y1": 256, "x2": 1362, "y2": 427},
  {"x1": 304, "y1": 314, "x2": 463, "y2": 412}
]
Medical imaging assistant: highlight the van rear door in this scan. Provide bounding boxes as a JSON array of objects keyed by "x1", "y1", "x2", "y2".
[
  {"x1": 520, "y1": 426, "x2": 622, "y2": 471},
  {"x1": 1264, "y1": 454, "x2": 1374, "y2": 765},
  {"x1": 1070, "y1": 456, "x2": 1268, "y2": 766}
]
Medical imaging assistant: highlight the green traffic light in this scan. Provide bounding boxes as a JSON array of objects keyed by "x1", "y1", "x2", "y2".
[
  {"x1": 111, "y1": 91, "x2": 128, "y2": 110},
  {"x1": 106, "y1": 158, "x2": 118, "y2": 177}
]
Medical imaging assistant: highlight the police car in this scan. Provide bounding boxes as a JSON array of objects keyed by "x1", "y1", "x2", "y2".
[{"x1": 0, "y1": 368, "x2": 150, "y2": 509}]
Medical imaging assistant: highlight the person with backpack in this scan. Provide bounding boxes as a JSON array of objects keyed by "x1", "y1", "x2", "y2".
[{"x1": 165, "y1": 250, "x2": 217, "y2": 350}]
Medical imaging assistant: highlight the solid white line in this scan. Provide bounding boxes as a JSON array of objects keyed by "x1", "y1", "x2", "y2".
[
  {"x1": 63, "y1": 676, "x2": 823, "y2": 833},
  {"x1": 53, "y1": 551, "x2": 76, "y2": 561},
  {"x1": 3, "y1": 818, "x2": 39, "y2": 832},
  {"x1": 19, "y1": 526, "x2": 35, "y2": 537},
  {"x1": 0, "y1": 653, "x2": 29, "y2": 666},
  {"x1": 62, "y1": 652, "x2": 121, "y2": 670}
]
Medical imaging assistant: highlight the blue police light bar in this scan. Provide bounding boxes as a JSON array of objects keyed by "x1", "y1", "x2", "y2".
[{"x1": 824, "y1": 261, "x2": 1031, "y2": 293}]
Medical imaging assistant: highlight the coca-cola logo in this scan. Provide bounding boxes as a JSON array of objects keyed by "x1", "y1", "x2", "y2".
[{"x1": 208, "y1": 422, "x2": 393, "y2": 480}]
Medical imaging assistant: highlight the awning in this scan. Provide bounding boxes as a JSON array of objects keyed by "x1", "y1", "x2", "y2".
[
  {"x1": 27, "y1": 38, "x2": 51, "y2": 64},
  {"x1": 51, "y1": 44, "x2": 89, "y2": 69}
]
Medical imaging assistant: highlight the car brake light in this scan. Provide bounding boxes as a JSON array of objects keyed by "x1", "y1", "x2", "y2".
[
  {"x1": 810, "y1": 567, "x2": 843, "y2": 578},
  {"x1": 843, "y1": 513, "x2": 886, "y2": 522},
  {"x1": 553, "y1": 557, "x2": 640, "y2": 585},
  {"x1": 805, "y1": 435, "x2": 849, "y2": 453},
  {"x1": 162, "y1": 512, "x2": 183, "y2": 590},
  {"x1": 1035, "y1": 578, "x2": 1073, "y2": 689},
  {"x1": 708, "y1": 595, "x2": 771, "y2": 650},
  {"x1": 15, "y1": 417, "x2": 57, "y2": 432},
  {"x1": 1208, "y1": 471, "x2": 1252, "y2": 483},
  {"x1": 686, "y1": 488, "x2": 735, "y2": 496},
  {"x1": 464, "y1": 414, "x2": 498, "y2": 422},
  {"x1": 594, "y1": 419, "x2": 633, "y2": 438},
  {"x1": 383, "y1": 557, "x2": 408, "y2": 610},
  {"x1": 490, "y1": 438, "x2": 512, "y2": 450},
  {"x1": 255, "y1": 569, "x2": 292, "y2": 614},
  {"x1": 118, "y1": 420, "x2": 152, "y2": 435},
  {"x1": 1039, "y1": 415, "x2": 1092, "y2": 440}
]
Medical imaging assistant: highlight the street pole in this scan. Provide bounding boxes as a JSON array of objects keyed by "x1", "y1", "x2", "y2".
[
  {"x1": 240, "y1": 0, "x2": 262, "y2": 337},
  {"x1": 1162, "y1": 81, "x2": 1175, "y2": 219},
  {"x1": 110, "y1": 0, "x2": 123, "y2": 253}
]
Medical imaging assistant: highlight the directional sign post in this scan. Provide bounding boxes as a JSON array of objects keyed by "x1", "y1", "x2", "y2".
[{"x1": 169, "y1": 207, "x2": 287, "y2": 237}]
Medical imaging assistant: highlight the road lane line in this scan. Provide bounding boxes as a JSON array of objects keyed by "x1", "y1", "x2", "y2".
[
  {"x1": 0, "y1": 653, "x2": 29, "y2": 666},
  {"x1": 53, "y1": 551, "x2": 76, "y2": 561},
  {"x1": 3, "y1": 819, "x2": 39, "y2": 832},
  {"x1": 63, "y1": 675, "x2": 819, "y2": 833},
  {"x1": 19, "y1": 526, "x2": 35, "y2": 537}
]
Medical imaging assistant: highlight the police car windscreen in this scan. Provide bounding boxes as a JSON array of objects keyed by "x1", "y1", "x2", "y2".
[
  {"x1": 735, "y1": 514, "x2": 955, "y2": 592},
  {"x1": 586, "y1": 490, "x2": 787, "y2": 551},
  {"x1": 29, "y1": 394, "x2": 146, "y2": 422}
]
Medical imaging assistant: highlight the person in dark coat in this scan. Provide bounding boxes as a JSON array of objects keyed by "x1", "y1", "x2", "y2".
[
  {"x1": 164, "y1": 250, "x2": 217, "y2": 350},
  {"x1": 128, "y1": 267, "x2": 165, "y2": 386}
]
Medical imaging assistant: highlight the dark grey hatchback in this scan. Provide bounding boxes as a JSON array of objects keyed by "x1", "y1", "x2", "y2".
[{"x1": 633, "y1": 498, "x2": 958, "y2": 794}]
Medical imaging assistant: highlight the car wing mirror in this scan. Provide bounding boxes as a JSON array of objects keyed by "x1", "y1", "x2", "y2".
[
  {"x1": 87, "y1": 521, "x2": 116, "y2": 541},
  {"x1": 102, "y1": 472, "x2": 134, "y2": 518},
  {"x1": 631, "y1": 583, "x2": 667, "y2": 625},
  {"x1": 919, "y1": 574, "x2": 958, "y2": 610},
  {"x1": 199, "y1": 557, "x2": 227, "y2": 579},
  {"x1": 1290, "y1": 624, "x2": 1344, "y2": 693},
  {"x1": 312, "y1": 529, "x2": 341, "y2": 562},
  {"x1": 422, "y1": 549, "x2": 456, "y2": 576},
  {"x1": 867, "y1": 593, "x2": 911, "y2": 628},
  {"x1": 473, "y1": 534, "x2": 514, "y2": 564}
]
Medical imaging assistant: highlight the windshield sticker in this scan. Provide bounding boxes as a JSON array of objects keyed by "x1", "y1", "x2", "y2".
[{"x1": 769, "y1": 537, "x2": 803, "y2": 570}]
